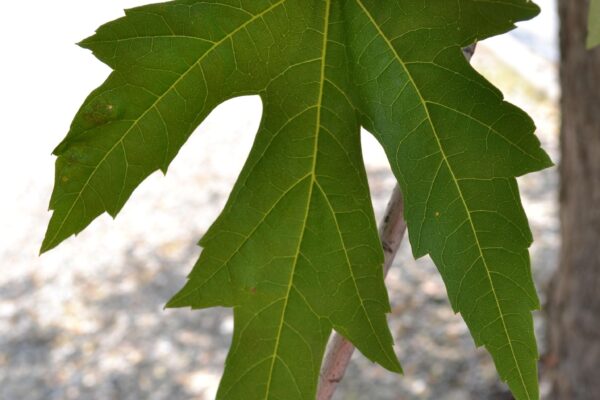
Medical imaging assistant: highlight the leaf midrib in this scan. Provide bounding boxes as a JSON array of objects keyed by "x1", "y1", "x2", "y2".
[
  {"x1": 353, "y1": 0, "x2": 531, "y2": 397},
  {"x1": 262, "y1": 1, "x2": 332, "y2": 396},
  {"x1": 43, "y1": 0, "x2": 287, "y2": 252}
]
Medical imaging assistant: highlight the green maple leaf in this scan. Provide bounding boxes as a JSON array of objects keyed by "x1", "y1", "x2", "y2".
[
  {"x1": 42, "y1": 1, "x2": 552, "y2": 399},
  {"x1": 589, "y1": 0, "x2": 600, "y2": 48}
]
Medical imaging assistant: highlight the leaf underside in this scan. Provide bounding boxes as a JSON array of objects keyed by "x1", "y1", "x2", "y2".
[
  {"x1": 42, "y1": 1, "x2": 552, "y2": 399},
  {"x1": 589, "y1": 0, "x2": 600, "y2": 48}
]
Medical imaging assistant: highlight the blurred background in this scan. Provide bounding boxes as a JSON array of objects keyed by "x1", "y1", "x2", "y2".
[{"x1": 0, "y1": 1, "x2": 562, "y2": 399}]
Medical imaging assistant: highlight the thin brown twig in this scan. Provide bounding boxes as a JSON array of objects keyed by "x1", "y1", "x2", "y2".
[{"x1": 316, "y1": 44, "x2": 476, "y2": 400}]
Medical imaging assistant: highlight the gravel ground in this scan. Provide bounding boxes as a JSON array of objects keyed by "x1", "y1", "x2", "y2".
[{"x1": 1, "y1": 17, "x2": 559, "y2": 400}]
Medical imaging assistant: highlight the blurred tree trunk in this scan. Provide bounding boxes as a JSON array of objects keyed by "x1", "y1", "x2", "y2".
[{"x1": 547, "y1": 0, "x2": 600, "y2": 398}]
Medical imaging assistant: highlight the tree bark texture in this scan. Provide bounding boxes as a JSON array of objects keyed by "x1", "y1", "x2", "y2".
[{"x1": 548, "y1": 1, "x2": 600, "y2": 398}]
